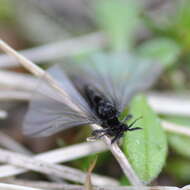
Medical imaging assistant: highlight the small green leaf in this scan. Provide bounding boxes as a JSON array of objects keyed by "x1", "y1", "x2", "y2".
[
  {"x1": 137, "y1": 38, "x2": 180, "y2": 67},
  {"x1": 120, "y1": 176, "x2": 130, "y2": 186},
  {"x1": 95, "y1": 0, "x2": 140, "y2": 51},
  {"x1": 166, "y1": 116, "x2": 190, "y2": 158},
  {"x1": 123, "y1": 95, "x2": 167, "y2": 183}
]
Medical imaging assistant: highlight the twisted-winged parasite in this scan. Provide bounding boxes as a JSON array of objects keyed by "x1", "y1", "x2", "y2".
[{"x1": 23, "y1": 53, "x2": 162, "y2": 143}]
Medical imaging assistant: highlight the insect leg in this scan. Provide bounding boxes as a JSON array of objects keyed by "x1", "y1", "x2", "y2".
[
  {"x1": 91, "y1": 129, "x2": 107, "y2": 136},
  {"x1": 111, "y1": 132, "x2": 123, "y2": 144},
  {"x1": 128, "y1": 116, "x2": 142, "y2": 129},
  {"x1": 92, "y1": 126, "x2": 119, "y2": 138},
  {"x1": 128, "y1": 127, "x2": 142, "y2": 131}
]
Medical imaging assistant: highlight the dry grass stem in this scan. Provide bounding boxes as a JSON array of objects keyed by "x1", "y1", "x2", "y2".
[
  {"x1": 182, "y1": 185, "x2": 190, "y2": 190},
  {"x1": 0, "y1": 109, "x2": 7, "y2": 119},
  {"x1": 0, "y1": 90, "x2": 31, "y2": 101},
  {"x1": 0, "y1": 141, "x2": 113, "y2": 185},
  {"x1": 0, "y1": 148, "x2": 117, "y2": 186},
  {"x1": 0, "y1": 32, "x2": 104, "y2": 68},
  {"x1": 162, "y1": 120, "x2": 190, "y2": 136},
  {"x1": 0, "y1": 133, "x2": 62, "y2": 183},
  {"x1": 0, "y1": 39, "x2": 142, "y2": 186},
  {"x1": 0, "y1": 70, "x2": 37, "y2": 91},
  {"x1": 0, "y1": 180, "x2": 182, "y2": 190},
  {"x1": 148, "y1": 93, "x2": 190, "y2": 117},
  {"x1": 0, "y1": 132, "x2": 31, "y2": 155},
  {"x1": 0, "y1": 183, "x2": 43, "y2": 190}
]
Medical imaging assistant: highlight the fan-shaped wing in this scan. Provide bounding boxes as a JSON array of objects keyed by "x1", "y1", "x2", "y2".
[
  {"x1": 64, "y1": 52, "x2": 163, "y2": 113},
  {"x1": 23, "y1": 65, "x2": 98, "y2": 137}
]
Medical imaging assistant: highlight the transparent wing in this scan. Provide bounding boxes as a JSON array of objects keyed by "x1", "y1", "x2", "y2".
[
  {"x1": 64, "y1": 52, "x2": 163, "y2": 113},
  {"x1": 24, "y1": 52, "x2": 163, "y2": 137},
  {"x1": 23, "y1": 65, "x2": 98, "y2": 137}
]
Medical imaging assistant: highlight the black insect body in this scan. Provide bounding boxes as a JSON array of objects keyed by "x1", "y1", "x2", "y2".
[
  {"x1": 84, "y1": 85, "x2": 141, "y2": 143},
  {"x1": 23, "y1": 53, "x2": 162, "y2": 143}
]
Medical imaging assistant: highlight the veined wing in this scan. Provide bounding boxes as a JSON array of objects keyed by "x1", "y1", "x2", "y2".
[
  {"x1": 23, "y1": 65, "x2": 98, "y2": 137},
  {"x1": 63, "y1": 52, "x2": 163, "y2": 113}
]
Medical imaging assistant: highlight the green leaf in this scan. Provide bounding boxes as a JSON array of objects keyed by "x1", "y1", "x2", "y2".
[
  {"x1": 123, "y1": 95, "x2": 167, "y2": 183},
  {"x1": 137, "y1": 38, "x2": 180, "y2": 67},
  {"x1": 165, "y1": 116, "x2": 190, "y2": 158},
  {"x1": 95, "y1": 0, "x2": 140, "y2": 51}
]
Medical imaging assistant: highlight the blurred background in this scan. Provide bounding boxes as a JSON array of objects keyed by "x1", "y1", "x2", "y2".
[{"x1": 0, "y1": 0, "x2": 190, "y2": 188}]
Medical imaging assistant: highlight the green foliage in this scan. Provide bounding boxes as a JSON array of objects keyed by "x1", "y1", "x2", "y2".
[
  {"x1": 143, "y1": 0, "x2": 190, "y2": 51},
  {"x1": 166, "y1": 157, "x2": 190, "y2": 184},
  {"x1": 120, "y1": 176, "x2": 130, "y2": 186},
  {"x1": 137, "y1": 38, "x2": 180, "y2": 67},
  {"x1": 166, "y1": 116, "x2": 190, "y2": 158},
  {"x1": 0, "y1": 0, "x2": 13, "y2": 20},
  {"x1": 123, "y1": 95, "x2": 167, "y2": 183},
  {"x1": 95, "y1": 0, "x2": 140, "y2": 51},
  {"x1": 71, "y1": 151, "x2": 110, "y2": 172},
  {"x1": 175, "y1": 0, "x2": 190, "y2": 47}
]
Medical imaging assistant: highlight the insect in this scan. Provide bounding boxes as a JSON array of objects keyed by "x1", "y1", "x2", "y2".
[
  {"x1": 23, "y1": 53, "x2": 162, "y2": 143},
  {"x1": 83, "y1": 85, "x2": 142, "y2": 143}
]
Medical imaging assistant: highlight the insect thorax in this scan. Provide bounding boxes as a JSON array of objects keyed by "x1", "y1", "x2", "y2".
[{"x1": 83, "y1": 85, "x2": 120, "y2": 127}]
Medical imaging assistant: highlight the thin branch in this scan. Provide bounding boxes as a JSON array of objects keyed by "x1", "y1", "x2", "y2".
[
  {"x1": 0, "y1": 38, "x2": 142, "y2": 186},
  {"x1": 0, "y1": 32, "x2": 105, "y2": 68},
  {"x1": 147, "y1": 92, "x2": 190, "y2": 117},
  {"x1": 0, "y1": 148, "x2": 117, "y2": 186},
  {"x1": 0, "y1": 180, "x2": 181, "y2": 190}
]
